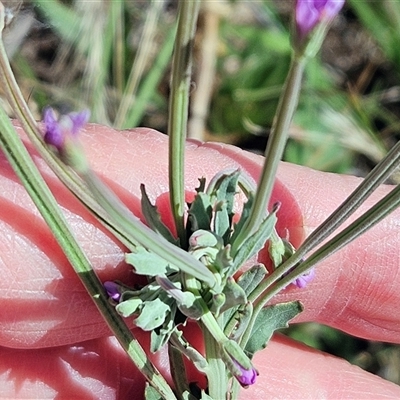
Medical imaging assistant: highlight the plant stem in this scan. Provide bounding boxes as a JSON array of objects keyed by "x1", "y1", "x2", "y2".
[
  {"x1": 231, "y1": 56, "x2": 306, "y2": 255},
  {"x1": 168, "y1": 343, "x2": 189, "y2": 399},
  {"x1": 245, "y1": 181, "x2": 400, "y2": 346},
  {"x1": 0, "y1": 10, "x2": 216, "y2": 289},
  {"x1": 248, "y1": 139, "x2": 400, "y2": 304},
  {"x1": 0, "y1": 105, "x2": 176, "y2": 400},
  {"x1": 81, "y1": 169, "x2": 217, "y2": 287},
  {"x1": 168, "y1": 0, "x2": 200, "y2": 245},
  {"x1": 201, "y1": 321, "x2": 228, "y2": 399},
  {"x1": 0, "y1": 9, "x2": 136, "y2": 251}
]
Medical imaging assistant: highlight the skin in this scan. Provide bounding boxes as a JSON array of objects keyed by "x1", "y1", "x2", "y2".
[{"x1": 1, "y1": 123, "x2": 400, "y2": 399}]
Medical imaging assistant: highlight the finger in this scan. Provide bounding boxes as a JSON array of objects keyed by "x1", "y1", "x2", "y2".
[
  {"x1": 1, "y1": 334, "x2": 399, "y2": 399},
  {"x1": 0, "y1": 336, "x2": 148, "y2": 399},
  {"x1": 243, "y1": 334, "x2": 400, "y2": 399},
  {"x1": 0, "y1": 124, "x2": 302, "y2": 348},
  {"x1": 1, "y1": 124, "x2": 399, "y2": 348},
  {"x1": 206, "y1": 141, "x2": 400, "y2": 343}
]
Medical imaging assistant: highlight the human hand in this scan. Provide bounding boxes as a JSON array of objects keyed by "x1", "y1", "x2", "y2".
[{"x1": 1, "y1": 124, "x2": 400, "y2": 398}]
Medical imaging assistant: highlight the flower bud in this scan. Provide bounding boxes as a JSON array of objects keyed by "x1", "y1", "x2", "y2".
[
  {"x1": 221, "y1": 340, "x2": 258, "y2": 387},
  {"x1": 104, "y1": 281, "x2": 123, "y2": 302}
]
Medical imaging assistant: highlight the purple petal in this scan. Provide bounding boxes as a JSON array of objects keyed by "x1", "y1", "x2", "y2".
[
  {"x1": 296, "y1": 0, "x2": 320, "y2": 40},
  {"x1": 232, "y1": 359, "x2": 257, "y2": 387},
  {"x1": 321, "y1": 0, "x2": 345, "y2": 19},
  {"x1": 43, "y1": 107, "x2": 64, "y2": 150},
  {"x1": 69, "y1": 109, "x2": 90, "y2": 135},
  {"x1": 294, "y1": 268, "x2": 315, "y2": 289},
  {"x1": 295, "y1": 0, "x2": 345, "y2": 41},
  {"x1": 104, "y1": 281, "x2": 122, "y2": 302}
]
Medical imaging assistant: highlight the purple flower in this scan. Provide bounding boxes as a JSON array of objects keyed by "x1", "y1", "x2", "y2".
[
  {"x1": 293, "y1": 268, "x2": 315, "y2": 289},
  {"x1": 295, "y1": 0, "x2": 345, "y2": 43},
  {"x1": 43, "y1": 107, "x2": 90, "y2": 151},
  {"x1": 231, "y1": 358, "x2": 258, "y2": 387},
  {"x1": 221, "y1": 339, "x2": 258, "y2": 387},
  {"x1": 104, "y1": 281, "x2": 122, "y2": 302}
]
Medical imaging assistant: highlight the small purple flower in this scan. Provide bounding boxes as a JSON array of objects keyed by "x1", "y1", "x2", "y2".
[
  {"x1": 104, "y1": 281, "x2": 122, "y2": 302},
  {"x1": 295, "y1": 0, "x2": 345, "y2": 43},
  {"x1": 43, "y1": 107, "x2": 90, "y2": 151},
  {"x1": 231, "y1": 358, "x2": 258, "y2": 387},
  {"x1": 221, "y1": 339, "x2": 258, "y2": 387},
  {"x1": 293, "y1": 268, "x2": 315, "y2": 289}
]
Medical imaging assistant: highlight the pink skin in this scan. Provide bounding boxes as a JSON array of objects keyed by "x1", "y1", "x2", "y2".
[{"x1": 1, "y1": 123, "x2": 400, "y2": 398}]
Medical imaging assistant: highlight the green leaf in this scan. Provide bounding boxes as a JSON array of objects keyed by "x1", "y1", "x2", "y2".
[
  {"x1": 230, "y1": 211, "x2": 277, "y2": 275},
  {"x1": 170, "y1": 331, "x2": 208, "y2": 372},
  {"x1": 208, "y1": 170, "x2": 240, "y2": 215},
  {"x1": 229, "y1": 302, "x2": 253, "y2": 342},
  {"x1": 221, "y1": 277, "x2": 247, "y2": 312},
  {"x1": 188, "y1": 192, "x2": 213, "y2": 232},
  {"x1": 144, "y1": 383, "x2": 163, "y2": 400},
  {"x1": 214, "y1": 245, "x2": 233, "y2": 274},
  {"x1": 209, "y1": 170, "x2": 240, "y2": 243},
  {"x1": 33, "y1": 0, "x2": 80, "y2": 43},
  {"x1": 268, "y1": 234, "x2": 286, "y2": 268},
  {"x1": 135, "y1": 298, "x2": 170, "y2": 331},
  {"x1": 140, "y1": 184, "x2": 179, "y2": 245},
  {"x1": 125, "y1": 247, "x2": 178, "y2": 276},
  {"x1": 182, "y1": 391, "x2": 198, "y2": 400},
  {"x1": 237, "y1": 264, "x2": 267, "y2": 296},
  {"x1": 116, "y1": 298, "x2": 142, "y2": 318},
  {"x1": 213, "y1": 200, "x2": 231, "y2": 242},
  {"x1": 150, "y1": 314, "x2": 176, "y2": 353},
  {"x1": 230, "y1": 192, "x2": 254, "y2": 244},
  {"x1": 245, "y1": 301, "x2": 303, "y2": 358}
]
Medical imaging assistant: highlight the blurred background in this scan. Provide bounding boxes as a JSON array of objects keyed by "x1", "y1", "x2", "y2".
[{"x1": 1, "y1": 0, "x2": 400, "y2": 385}]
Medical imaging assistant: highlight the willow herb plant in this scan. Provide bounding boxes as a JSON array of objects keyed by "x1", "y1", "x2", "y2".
[{"x1": 1, "y1": 1, "x2": 400, "y2": 399}]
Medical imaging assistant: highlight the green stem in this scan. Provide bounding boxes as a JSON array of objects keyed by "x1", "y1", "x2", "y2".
[
  {"x1": 168, "y1": 343, "x2": 189, "y2": 399},
  {"x1": 232, "y1": 56, "x2": 306, "y2": 255},
  {"x1": 248, "y1": 139, "x2": 400, "y2": 304},
  {"x1": 0, "y1": 9, "x2": 137, "y2": 252},
  {"x1": 168, "y1": 0, "x2": 200, "y2": 245},
  {"x1": 201, "y1": 321, "x2": 228, "y2": 399},
  {"x1": 0, "y1": 106, "x2": 176, "y2": 399},
  {"x1": 81, "y1": 169, "x2": 216, "y2": 287},
  {"x1": 0, "y1": 9, "x2": 215, "y2": 288},
  {"x1": 242, "y1": 181, "x2": 400, "y2": 349}
]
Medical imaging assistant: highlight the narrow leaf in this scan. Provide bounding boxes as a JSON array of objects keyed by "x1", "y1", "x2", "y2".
[
  {"x1": 230, "y1": 193, "x2": 254, "y2": 244},
  {"x1": 188, "y1": 192, "x2": 212, "y2": 231},
  {"x1": 140, "y1": 184, "x2": 179, "y2": 245},
  {"x1": 237, "y1": 264, "x2": 268, "y2": 296},
  {"x1": 214, "y1": 200, "x2": 231, "y2": 242},
  {"x1": 230, "y1": 211, "x2": 277, "y2": 275}
]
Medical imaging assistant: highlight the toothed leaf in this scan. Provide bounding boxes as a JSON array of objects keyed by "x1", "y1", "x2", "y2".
[
  {"x1": 135, "y1": 298, "x2": 170, "y2": 331},
  {"x1": 125, "y1": 247, "x2": 178, "y2": 276},
  {"x1": 245, "y1": 301, "x2": 303, "y2": 358}
]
